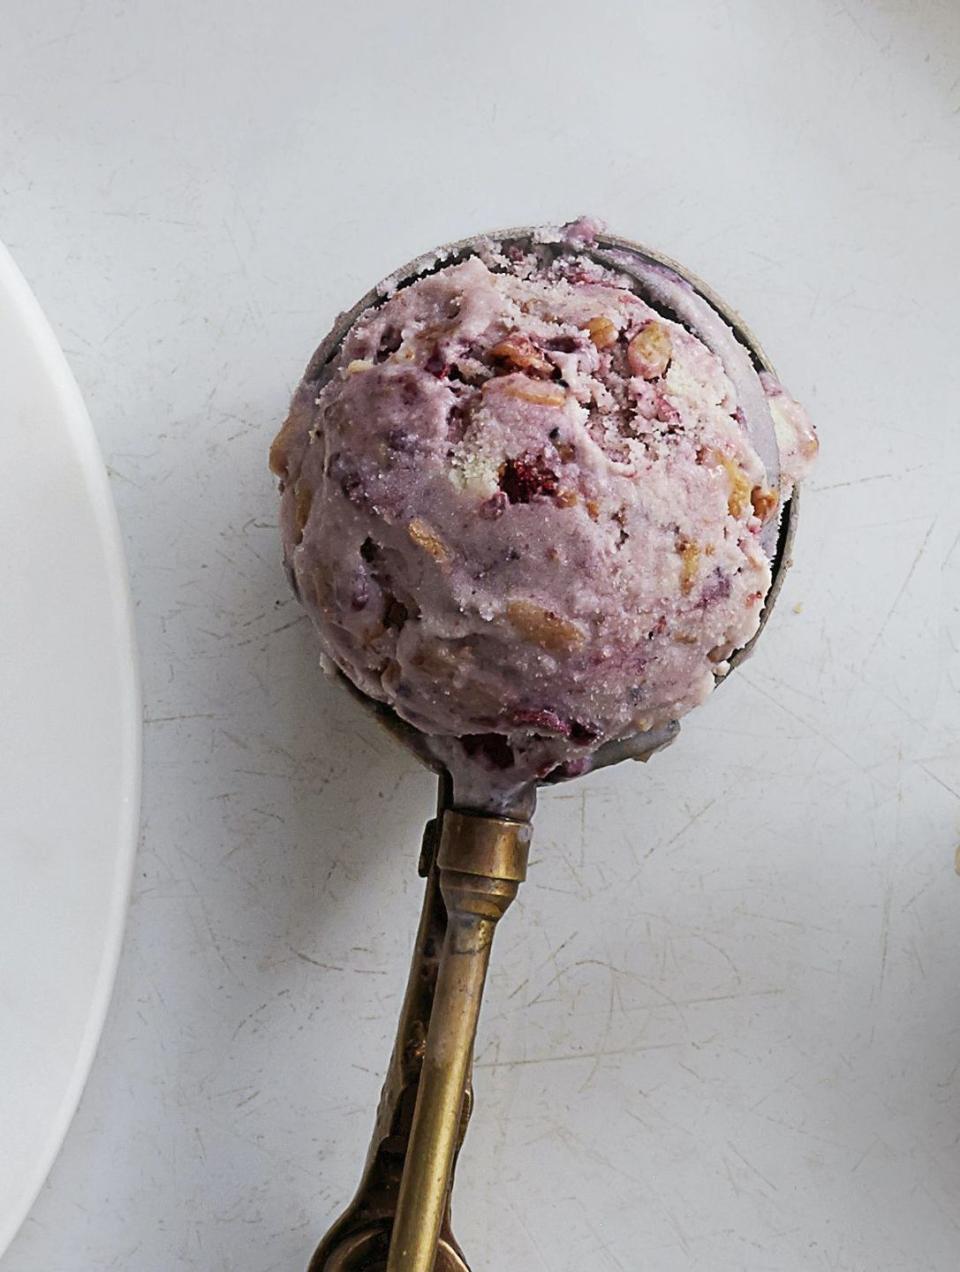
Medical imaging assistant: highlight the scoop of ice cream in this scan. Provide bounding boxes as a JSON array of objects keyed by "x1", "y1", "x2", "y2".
[{"x1": 270, "y1": 226, "x2": 816, "y2": 801}]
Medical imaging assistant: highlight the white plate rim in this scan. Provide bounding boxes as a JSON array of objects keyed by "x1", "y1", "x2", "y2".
[{"x1": 0, "y1": 241, "x2": 142, "y2": 1257}]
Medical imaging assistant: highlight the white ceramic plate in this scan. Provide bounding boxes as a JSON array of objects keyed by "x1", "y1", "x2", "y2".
[{"x1": 0, "y1": 243, "x2": 140, "y2": 1256}]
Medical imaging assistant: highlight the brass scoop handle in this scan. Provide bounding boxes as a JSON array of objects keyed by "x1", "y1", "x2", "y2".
[
  {"x1": 308, "y1": 783, "x2": 531, "y2": 1272},
  {"x1": 387, "y1": 808, "x2": 530, "y2": 1270}
]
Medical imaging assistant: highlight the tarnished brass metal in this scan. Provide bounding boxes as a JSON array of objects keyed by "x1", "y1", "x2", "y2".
[
  {"x1": 308, "y1": 794, "x2": 467, "y2": 1271},
  {"x1": 308, "y1": 793, "x2": 531, "y2": 1272},
  {"x1": 385, "y1": 812, "x2": 530, "y2": 1272},
  {"x1": 437, "y1": 812, "x2": 530, "y2": 884}
]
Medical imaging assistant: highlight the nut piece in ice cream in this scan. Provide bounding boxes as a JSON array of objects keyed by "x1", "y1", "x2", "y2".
[
  {"x1": 506, "y1": 600, "x2": 586, "y2": 653},
  {"x1": 490, "y1": 333, "x2": 553, "y2": 377},
  {"x1": 627, "y1": 321, "x2": 672, "y2": 379},
  {"x1": 583, "y1": 315, "x2": 618, "y2": 349},
  {"x1": 407, "y1": 518, "x2": 451, "y2": 565}
]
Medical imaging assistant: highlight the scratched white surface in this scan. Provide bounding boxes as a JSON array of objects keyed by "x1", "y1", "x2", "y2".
[{"x1": 2, "y1": 1, "x2": 958, "y2": 1268}]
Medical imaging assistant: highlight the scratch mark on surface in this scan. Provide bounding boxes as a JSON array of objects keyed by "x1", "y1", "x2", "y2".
[
  {"x1": 579, "y1": 788, "x2": 587, "y2": 868},
  {"x1": 811, "y1": 463, "x2": 927, "y2": 492},
  {"x1": 917, "y1": 1182, "x2": 960, "y2": 1234},
  {"x1": 727, "y1": 1141, "x2": 778, "y2": 1193},
  {"x1": 937, "y1": 1056, "x2": 960, "y2": 1090},
  {"x1": 506, "y1": 1201, "x2": 552, "y2": 1271},
  {"x1": 584, "y1": 1217, "x2": 628, "y2": 1268},
  {"x1": 693, "y1": 934, "x2": 743, "y2": 986},
  {"x1": 918, "y1": 764, "x2": 960, "y2": 802},
  {"x1": 901, "y1": 875, "x2": 936, "y2": 912},
  {"x1": 639, "y1": 795, "x2": 718, "y2": 865},
  {"x1": 723, "y1": 1153, "x2": 741, "y2": 1196},
  {"x1": 864, "y1": 517, "x2": 937, "y2": 664},
  {"x1": 943, "y1": 524, "x2": 960, "y2": 568},
  {"x1": 185, "y1": 877, "x2": 237, "y2": 981},
  {"x1": 740, "y1": 673, "x2": 869, "y2": 776},
  {"x1": 907, "y1": 935, "x2": 926, "y2": 978},
  {"x1": 580, "y1": 974, "x2": 618, "y2": 1092},
  {"x1": 850, "y1": 1138, "x2": 880, "y2": 1173},
  {"x1": 877, "y1": 880, "x2": 893, "y2": 994},
  {"x1": 144, "y1": 711, "x2": 218, "y2": 725},
  {"x1": 289, "y1": 947, "x2": 345, "y2": 972},
  {"x1": 231, "y1": 1001, "x2": 271, "y2": 1041},
  {"x1": 475, "y1": 1040, "x2": 680, "y2": 1070}
]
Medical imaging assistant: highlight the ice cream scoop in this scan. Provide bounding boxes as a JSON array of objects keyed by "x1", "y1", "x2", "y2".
[
  {"x1": 272, "y1": 223, "x2": 816, "y2": 1271},
  {"x1": 272, "y1": 221, "x2": 815, "y2": 818}
]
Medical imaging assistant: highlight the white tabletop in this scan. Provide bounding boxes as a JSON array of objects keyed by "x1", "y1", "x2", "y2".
[{"x1": 2, "y1": 2, "x2": 958, "y2": 1268}]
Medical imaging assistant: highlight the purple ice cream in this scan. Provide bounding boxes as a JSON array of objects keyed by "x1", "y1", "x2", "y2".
[{"x1": 270, "y1": 223, "x2": 816, "y2": 803}]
